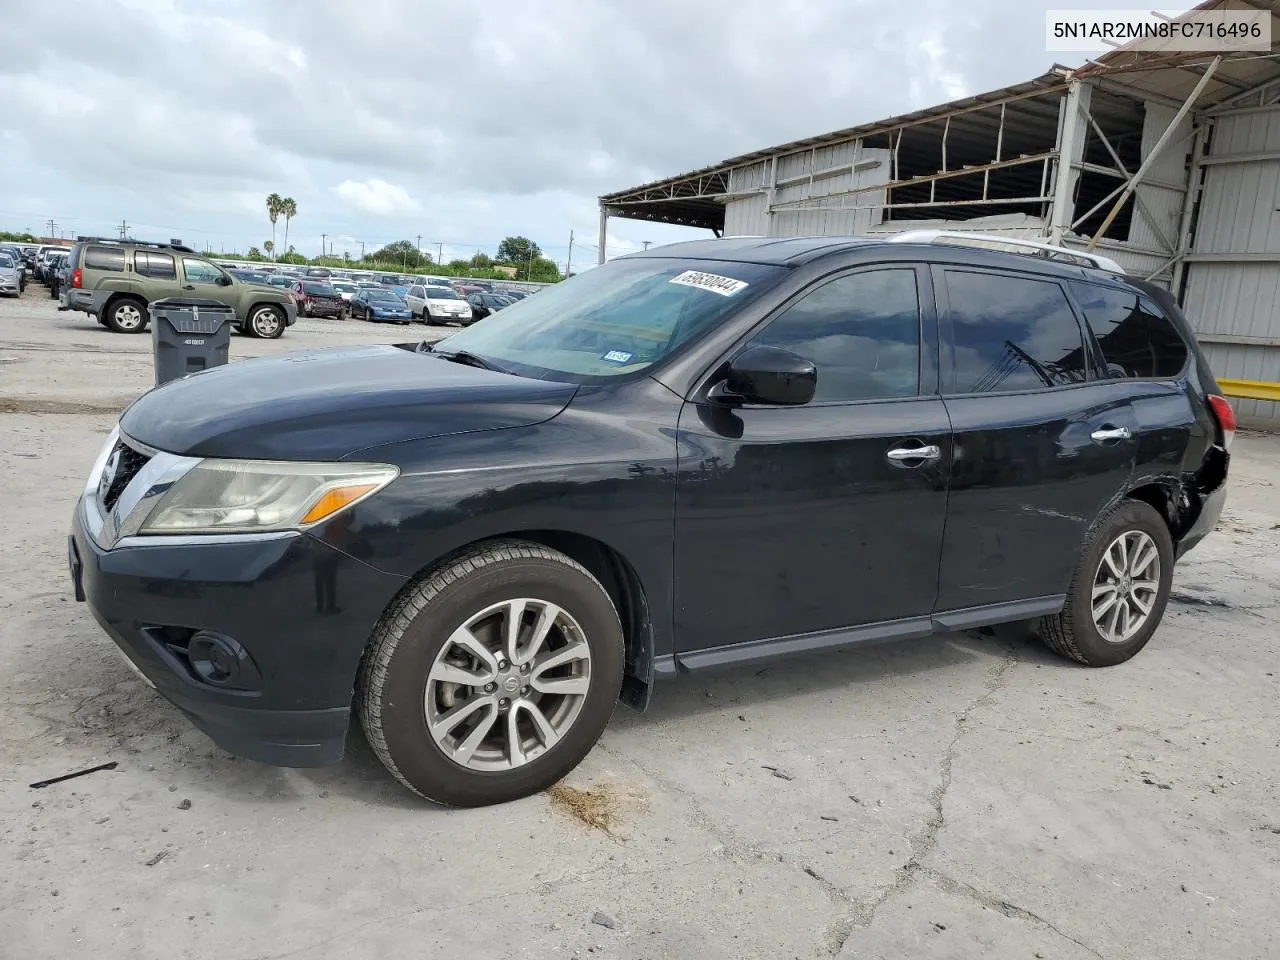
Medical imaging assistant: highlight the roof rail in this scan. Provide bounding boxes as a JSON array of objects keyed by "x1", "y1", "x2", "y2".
[
  {"x1": 73, "y1": 236, "x2": 196, "y2": 253},
  {"x1": 887, "y1": 229, "x2": 1125, "y2": 274}
]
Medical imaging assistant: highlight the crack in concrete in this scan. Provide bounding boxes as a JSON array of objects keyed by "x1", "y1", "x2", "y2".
[
  {"x1": 922, "y1": 866, "x2": 1105, "y2": 959},
  {"x1": 828, "y1": 645, "x2": 1019, "y2": 955}
]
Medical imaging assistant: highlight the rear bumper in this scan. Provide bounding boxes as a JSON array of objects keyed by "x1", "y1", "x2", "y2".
[
  {"x1": 1177, "y1": 464, "x2": 1227, "y2": 559},
  {"x1": 65, "y1": 289, "x2": 108, "y2": 315},
  {"x1": 70, "y1": 499, "x2": 407, "y2": 766}
]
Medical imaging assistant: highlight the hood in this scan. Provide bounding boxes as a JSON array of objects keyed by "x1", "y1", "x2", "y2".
[{"x1": 120, "y1": 344, "x2": 577, "y2": 460}]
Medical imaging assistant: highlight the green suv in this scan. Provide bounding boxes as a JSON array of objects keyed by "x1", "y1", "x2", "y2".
[{"x1": 61, "y1": 239, "x2": 297, "y2": 337}]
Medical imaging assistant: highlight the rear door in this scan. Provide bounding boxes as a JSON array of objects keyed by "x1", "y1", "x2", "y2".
[
  {"x1": 132, "y1": 250, "x2": 182, "y2": 302},
  {"x1": 673, "y1": 264, "x2": 951, "y2": 657},
  {"x1": 934, "y1": 267, "x2": 1137, "y2": 612}
]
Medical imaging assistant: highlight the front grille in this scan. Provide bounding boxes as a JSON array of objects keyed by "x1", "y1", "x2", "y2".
[{"x1": 101, "y1": 441, "x2": 151, "y2": 513}]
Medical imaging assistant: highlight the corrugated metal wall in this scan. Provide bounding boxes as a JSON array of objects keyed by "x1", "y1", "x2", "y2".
[
  {"x1": 1183, "y1": 105, "x2": 1280, "y2": 421},
  {"x1": 723, "y1": 144, "x2": 890, "y2": 238}
]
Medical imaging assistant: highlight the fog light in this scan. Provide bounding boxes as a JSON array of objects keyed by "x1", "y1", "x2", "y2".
[{"x1": 188, "y1": 631, "x2": 259, "y2": 690}]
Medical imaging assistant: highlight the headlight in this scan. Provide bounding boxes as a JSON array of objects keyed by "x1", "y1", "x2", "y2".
[{"x1": 140, "y1": 459, "x2": 398, "y2": 534}]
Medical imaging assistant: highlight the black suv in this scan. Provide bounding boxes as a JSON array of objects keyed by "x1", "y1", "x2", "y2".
[{"x1": 68, "y1": 235, "x2": 1231, "y2": 807}]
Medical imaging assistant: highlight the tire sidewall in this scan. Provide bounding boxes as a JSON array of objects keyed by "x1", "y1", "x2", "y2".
[
  {"x1": 106, "y1": 297, "x2": 148, "y2": 334},
  {"x1": 1065, "y1": 501, "x2": 1175, "y2": 666},
  {"x1": 249, "y1": 305, "x2": 284, "y2": 339},
  {"x1": 370, "y1": 555, "x2": 624, "y2": 807}
]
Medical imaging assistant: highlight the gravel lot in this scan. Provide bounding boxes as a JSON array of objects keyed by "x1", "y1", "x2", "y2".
[{"x1": 2, "y1": 286, "x2": 1278, "y2": 960}]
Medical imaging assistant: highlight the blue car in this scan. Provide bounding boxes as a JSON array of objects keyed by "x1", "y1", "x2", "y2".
[{"x1": 351, "y1": 289, "x2": 413, "y2": 324}]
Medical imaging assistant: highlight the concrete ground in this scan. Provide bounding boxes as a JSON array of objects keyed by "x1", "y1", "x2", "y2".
[{"x1": 2, "y1": 285, "x2": 1278, "y2": 960}]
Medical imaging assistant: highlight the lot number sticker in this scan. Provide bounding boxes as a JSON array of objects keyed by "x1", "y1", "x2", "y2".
[
  {"x1": 601, "y1": 350, "x2": 634, "y2": 364},
  {"x1": 669, "y1": 270, "x2": 748, "y2": 297}
]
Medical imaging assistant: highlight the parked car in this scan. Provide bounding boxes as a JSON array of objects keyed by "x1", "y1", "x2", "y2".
[
  {"x1": 466, "y1": 292, "x2": 512, "y2": 321},
  {"x1": 305, "y1": 267, "x2": 332, "y2": 279},
  {"x1": 404, "y1": 284, "x2": 474, "y2": 325},
  {"x1": 230, "y1": 269, "x2": 271, "y2": 285},
  {"x1": 35, "y1": 247, "x2": 72, "y2": 283},
  {"x1": 266, "y1": 275, "x2": 294, "y2": 289},
  {"x1": 349, "y1": 288, "x2": 412, "y2": 323},
  {"x1": 46, "y1": 253, "x2": 69, "y2": 299},
  {"x1": 66, "y1": 234, "x2": 1232, "y2": 807},
  {"x1": 0, "y1": 252, "x2": 22, "y2": 297},
  {"x1": 328, "y1": 280, "x2": 358, "y2": 303},
  {"x1": 498, "y1": 289, "x2": 529, "y2": 301},
  {"x1": 292, "y1": 281, "x2": 346, "y2": 318},
  {"x1": 60, "y1": 238, "x2": 297, "y2": 336}
]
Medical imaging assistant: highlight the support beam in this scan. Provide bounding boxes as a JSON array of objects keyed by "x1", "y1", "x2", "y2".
[
  {"x1": 1081, "y1": 111, "x2": 1179, "y2": 253},
  {"x1": 597, "y1": 207, "x2": 608, "y2": 265},
  {"x1": 1171, "y1": 122, "x2": 1208, "y2": 297},
  {"x1": 1049, "y1": 81, "x2": 1090, "y2": 243},
  {"x1": 1087, "y1": 56, "x2": 1221, "y2": 251}
]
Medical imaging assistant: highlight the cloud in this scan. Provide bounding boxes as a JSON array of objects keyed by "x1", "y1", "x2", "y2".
[
  {"x1": 333, "y1": 179, "x2": 421, "y2": 217},
  {"x1": 0, "y1": 0, "x2": 1128, "y2": 258}
]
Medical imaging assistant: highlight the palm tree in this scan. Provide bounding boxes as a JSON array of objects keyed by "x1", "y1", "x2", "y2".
[
  {"x1": 265, "y1": 193, "x2": 283, "y2": 261},
  {"x1": 280, "y1": 197, "x2": 297, "y2": 261},
  {"x1": 263, "y1": 240, "x2": 274, "y2": 259}
]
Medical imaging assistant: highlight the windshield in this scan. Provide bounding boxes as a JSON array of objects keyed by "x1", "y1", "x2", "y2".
[
  {"x1": 438, "y1": 257, "x2": 787, "y2": 382},
  {"x1": 426, "y1": 288, "x2": 459, "y2": 299},
  {"x1": 303, "y1": 282, "x2": 335, "y2": 295},
  {"x1": 0, "y1": 255, "x2": 13, "y2": 268},
  {"x1": 330, "y1": 281, "x2": 355, "y2": 292}
]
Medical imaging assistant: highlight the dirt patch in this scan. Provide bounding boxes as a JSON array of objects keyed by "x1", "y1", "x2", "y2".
[
  {"x1": 547, "y1": 782, "x2": 626, "y2": 833},
  {"x1": 0, "y1": 397, "x2": 125, "y2": 415}
]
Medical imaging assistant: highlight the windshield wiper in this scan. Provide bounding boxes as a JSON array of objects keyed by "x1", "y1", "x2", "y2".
[{"x1": 426, "y1": 346, "x2": 507, "y2": 373}]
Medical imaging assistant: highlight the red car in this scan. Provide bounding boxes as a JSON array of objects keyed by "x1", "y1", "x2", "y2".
[{"x1": 291, "y1": 281, "x2": 346, "y2": 319}]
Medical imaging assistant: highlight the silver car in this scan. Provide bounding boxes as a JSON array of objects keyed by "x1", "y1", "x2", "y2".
[{"x1": 0, "y1": 252, "x2": 23, "y2": 297}]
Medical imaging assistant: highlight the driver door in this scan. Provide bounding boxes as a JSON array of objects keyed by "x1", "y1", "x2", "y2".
[{"x1": 180, "y1": 257, "x2": 234, "y2": 310}]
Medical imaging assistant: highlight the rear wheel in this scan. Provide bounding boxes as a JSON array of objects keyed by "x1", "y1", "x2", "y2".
[
  {"x1": 247, "y1": 304, "x2": 285, "y2": 339},
  {"x1": 357, "y1": 541, "x2": 624, "y2": 806},
  {"x1": 1037, "y1": 500, "x2": 1174, "y2": 667},
  {"x1": 103, "y1": 297, "x2": 148, "y2": 334}
]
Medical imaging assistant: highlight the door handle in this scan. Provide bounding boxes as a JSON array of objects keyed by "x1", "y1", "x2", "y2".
[
  {"x1": 182, "y1": 285, "x2": 195, "y2": 290},
  {"x1": 1090, "y1": 425, "x2": 1132, "y2": 442},
  {"x1": 886, "y1": 444, "x2": 941, "y2": 462}
]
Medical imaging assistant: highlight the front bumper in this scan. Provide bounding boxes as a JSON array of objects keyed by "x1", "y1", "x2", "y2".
[{"x1": 70, "y1": 498, "x2": 407, "y2": 766}]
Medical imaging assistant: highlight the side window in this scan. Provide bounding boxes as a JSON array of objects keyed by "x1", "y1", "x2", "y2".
[
  {"x1": 182, "y1": 258, "x2": 225, "y2": 284},
  {"x1": 84, "y1": 246, "x2": 125, "y2": 271},
  {"x1": 1068, "y1": 281, "x2": 1188, "y2": 378},
  {"x1": 409, "y1": 286, "x2": 423, "y2": 298},
  {"x1": 135, "y1": 251, "x2": 176, "y2": 279},
  {"x1": 944, "y1": 271, "x2": 1088, "y2": 394},
  {"x1": 749, "y1": 269, "x2": 921, "y2": 403}
]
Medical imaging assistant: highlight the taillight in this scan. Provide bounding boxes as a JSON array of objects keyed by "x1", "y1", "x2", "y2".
[
  {"x1": 72, "y1": 268, "x2": 82, "y2": 289},
  {"x1": 1207, "y1": 394, "x2": 1236, "y2": 449}
]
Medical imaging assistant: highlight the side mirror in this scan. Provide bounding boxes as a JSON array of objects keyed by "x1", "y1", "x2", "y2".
[
  {"x1": 218, "y1": 275, "x2": 233, "y2": 286},
  {"x1": 710, "y1": 344, "x2": 816, "y2": 406}
]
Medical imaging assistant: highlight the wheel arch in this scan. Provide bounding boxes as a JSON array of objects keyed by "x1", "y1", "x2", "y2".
[
  {"x1": 372, "y1": 530, "x2": 658, "y2": 712},
  {"x1": 1124, "y1": 477, "x2": 1195, "y2": 543}
]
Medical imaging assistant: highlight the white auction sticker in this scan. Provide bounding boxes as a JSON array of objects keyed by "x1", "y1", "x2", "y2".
[{"x1": 668, "y1": 270, "x2": 748, "y2": 297}]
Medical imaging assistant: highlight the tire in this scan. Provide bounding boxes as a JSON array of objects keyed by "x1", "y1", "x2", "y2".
[
  {"x1": 247, "y1": 304, "x2": 285, "y2": 339},
  {"x1": 357, "y1": 540, "x2": 625, "y2": 807},
  {"x1": 1037, "y1": 499, "x2": 1174, "y2": 667},
  {"x1": 103, "y1": 297, "x2": 148, "y2": 334}
]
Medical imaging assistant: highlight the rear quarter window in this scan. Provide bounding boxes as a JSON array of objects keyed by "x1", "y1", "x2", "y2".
[
  {"x1": 1068, "y1": 281, "x2": 1189, "y2": 378},
  {"x1": 84, "y1": 246, "x2": 126, "y2": 272}
]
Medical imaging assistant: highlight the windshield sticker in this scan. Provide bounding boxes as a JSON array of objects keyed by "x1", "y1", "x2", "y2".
[
  {"x1": 601, "y1": 350, "x2": 634, "y2": 364},
  {"x1": 668, "y1": 270, "x2": 748, "y2": 297}
]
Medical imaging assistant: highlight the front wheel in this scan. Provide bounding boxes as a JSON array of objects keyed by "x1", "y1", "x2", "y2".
[
  {"x1": 357, "y1": 541, "x2": 624, "y2": 807},
  {"x1": 1037, "y1": 500, "x2": 1174, "y2": 667},
  {"x1": 247, "y1": 304, "x2": 285, "y2": 339}
]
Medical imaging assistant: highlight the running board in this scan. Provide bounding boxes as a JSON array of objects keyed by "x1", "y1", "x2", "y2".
[{"x1": 673, "y1": 595, "x2": 1065, "y2": 672}]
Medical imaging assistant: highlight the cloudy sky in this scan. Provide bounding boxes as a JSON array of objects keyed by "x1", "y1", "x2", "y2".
[{"x1": 0, "y1": 0, "x2": 1175, "y2": 268}]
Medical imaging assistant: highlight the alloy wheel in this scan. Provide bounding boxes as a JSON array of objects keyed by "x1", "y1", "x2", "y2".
[
  {"x1": 425, "y1": 598, "x2": 592, "y2": 771},
  {"x1": 1092, "y1": 530, "x2": 1161, "y2": 644},
  {"x1": 115, "y1": 303, "x2": 143, "y2": 330}
]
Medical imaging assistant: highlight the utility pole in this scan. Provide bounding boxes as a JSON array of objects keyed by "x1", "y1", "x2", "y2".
[
  {"x1": 46, "y1": 219, "x2": 56, "y2": 240},
  {"x1": 565, "y1": 229, "x2": 574, "y2": 278},
  {"x1": 642, "y1": 240, "x2": 652, "y2": 250},
  {"x1": 416, "y1": 234, "x2": 422, "y2": 268},
  {"x1": 436, "y1": 242, "x2": 443, "y2": 268},
  {"x1": 118, "y1": 219, "x2": 130, "y2": 240},
  {"x1": 360, "y1": 240, "x2": 365, "y2": 261},
  {"x1": 321, "y1": 233, "x2": 327, "y2": 262}
]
